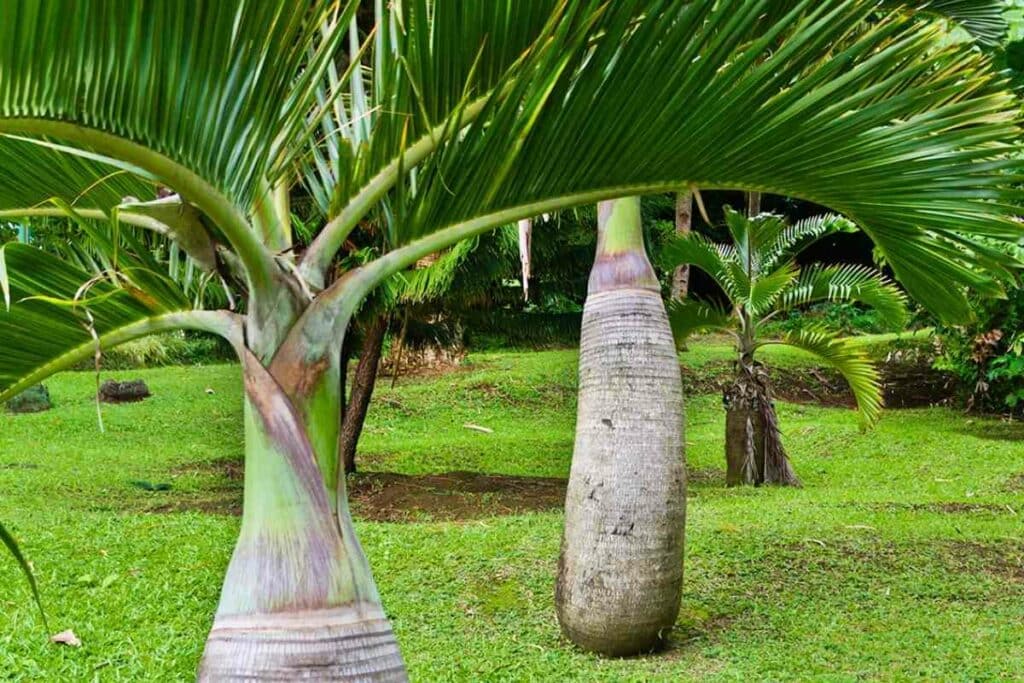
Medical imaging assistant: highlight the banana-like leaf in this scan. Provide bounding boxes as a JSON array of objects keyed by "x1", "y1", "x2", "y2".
[
  {"x1": 0, "y1": 244, "x2": 192, "y2": 401},
  {"x1": 762, "y1": 328, "x2": 884, "y2": 426},
  {"x1": 776, "y1": 264, "x2": 910, "y2": 329},
  {"x1": 0, "y1": 520, "x2": 47, "y2": 631},
  {"x1": 667, "y1": 299, "x2": 734, "y2": 346}
]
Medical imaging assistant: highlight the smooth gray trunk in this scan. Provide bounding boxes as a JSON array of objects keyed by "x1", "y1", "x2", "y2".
[{"x1": 556, "y1": 198, "x2": 686, "y2": 656}]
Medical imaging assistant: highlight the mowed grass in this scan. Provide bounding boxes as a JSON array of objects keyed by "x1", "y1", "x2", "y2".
[{"x1": 1, "y1": 341, "x2": 1023, "y2": 681}]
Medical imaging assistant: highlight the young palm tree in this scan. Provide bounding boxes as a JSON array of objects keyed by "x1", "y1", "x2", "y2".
[
  {"x1": 0, "y1": 1, "x2": 1020, "y2": 678},
  {"x1": 664, "y1": 208, "x2": 910, "y2": 486}
]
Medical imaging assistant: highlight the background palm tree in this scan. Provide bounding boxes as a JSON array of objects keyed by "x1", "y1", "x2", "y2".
[
  {"x1": 664, "y1": 208, "x2": 909, "y2": 485},
  {"x1": 0, "y1": 1, "x2": 1019, "y2": 678}
]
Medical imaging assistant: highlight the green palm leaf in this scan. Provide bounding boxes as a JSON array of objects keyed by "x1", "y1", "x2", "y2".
[
  {"x1": 762, "y1": 214, "x2": 857, "y2": 271},
  {"x1": 667, "y1": 299, "x2": 734, "y2": 346},
  {"x1": 749, "y1": 261, "x2": 801, "y2": 316},
  {"x1": 393, "y1": 0, "x2": 1021, "y2": 323},
  {"x1": 661, "y1": 233, "x2": 732, "y2": 294},
  {"x1": 776, "y1": 264, "x2": 910, "y2": 329},
  {"x1": 763, "y1": 328, "x2": 884, "y2": 426},
  {"x1": 0, "y1": 243, "x2": 199, "y2": 401},
  {"x1": 0, "y1": 520, "x2": 47, "y2": 632}
]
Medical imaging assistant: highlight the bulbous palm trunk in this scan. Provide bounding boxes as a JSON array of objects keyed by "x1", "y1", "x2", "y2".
[
  {"x1": 556, "y1": 198, "x2": 686, "y2": 656},
  {"x1": 724, "y1": 363, "x2": 800, "y2": 487},
  {"x1": 198, "y1": 351, "x2": 407, "y2": 681}
]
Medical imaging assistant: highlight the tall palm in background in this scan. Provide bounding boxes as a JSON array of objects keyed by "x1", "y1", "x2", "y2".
[
  {"x1": 0, "y1": 1, "x2": 1018, "y2": 678},
  {"x1": 665, "y1": 208, "x2": 909, "y2": 486}
]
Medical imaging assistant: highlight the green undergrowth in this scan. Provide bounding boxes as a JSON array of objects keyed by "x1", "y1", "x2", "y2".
[{"x1": 1, "y1": 334, "x2": 1022, "y2": 681}]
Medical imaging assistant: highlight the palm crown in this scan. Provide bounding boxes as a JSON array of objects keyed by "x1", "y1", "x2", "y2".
[{"x1": 664, "y1": 207, "x2": 910, "y2": 425}]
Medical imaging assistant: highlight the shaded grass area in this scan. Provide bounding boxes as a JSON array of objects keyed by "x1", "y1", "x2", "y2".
[{"x1": 1, "y1": 339, "x2": 1023, "y2": 680}]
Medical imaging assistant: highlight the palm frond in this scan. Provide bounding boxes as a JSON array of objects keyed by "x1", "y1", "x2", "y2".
[
  {"x1": 920, "y1": 0, "x2": 1008, "y2": 46},
  {"x1": 0, "y1": 1, "x2": 346, "y2": 212},
  {"x1": 393, "y1": 0, "x2": 1021, "y2": 323},
  {"x1": 0, "y1": 520, "x2": 47, "y2": 632},
  {"x1": 776, "y1": 264, "x2": 910, "y2": 329},
  {"x1": 749, "y1": 261, "x2": 801, "y2": 316},
  {"x1": 0, "y1": 243, "x2": 207, "y2": 401},
  {"x1": 763, "y1": 327, "x2": 884, "y2": 426},
  {"x1": 762, "y1": 214, "x2": 857, "y2": 271},
  {"x1": 667, "y1": 299, "x2": 733, "y2": 346},
  {"x1": 661, "y1": 233, "x2": 733, "y2": 298}
]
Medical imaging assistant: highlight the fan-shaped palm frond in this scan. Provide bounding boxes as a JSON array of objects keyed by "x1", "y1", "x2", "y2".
[
  {"x1": 386, "y1": 0, "x2": 1020, "y2": 323},
  {"x1": 762, "y1": 328, "x2": 884, "y2": 426},
  {"x1": 775, "y1": 264, "x2": 910, "y2": 328}
]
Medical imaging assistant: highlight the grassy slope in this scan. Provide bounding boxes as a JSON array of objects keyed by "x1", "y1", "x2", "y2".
[{"x1": 1, "y1": 340, "x2": 1022, "y2": 681}]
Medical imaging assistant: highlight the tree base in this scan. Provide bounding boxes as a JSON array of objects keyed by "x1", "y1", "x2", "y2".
[{"x1": 198, "y1": 605, "x2": 407, "y2": 682}]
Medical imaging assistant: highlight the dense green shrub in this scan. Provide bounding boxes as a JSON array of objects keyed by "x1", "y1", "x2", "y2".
[{"x1": 934, "y1": 288, "x2": 1024, "y2": 412}]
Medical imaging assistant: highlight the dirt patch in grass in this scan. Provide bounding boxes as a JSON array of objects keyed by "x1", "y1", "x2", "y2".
[
  {"x1": 681, "y1": 358, "x2": 954, "y2": 410},
  {"x1": 850, "y1": 501, "x2": 1015, "y2": 515},
  {"x1": 942, "y1": 541, "x2": 1024, "y2": 582},
  {"x1": 348, "y1": 471, "x2": 566, "y2": 522},
  {"x1": 152, "y1": 460, "x2": 566, "y2": 521}
]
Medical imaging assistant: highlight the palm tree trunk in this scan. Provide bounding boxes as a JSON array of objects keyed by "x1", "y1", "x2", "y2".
[
  {"x1": 556, "y1": 197, "x2": 686, "y2": 656},
  {"x1": 341, "y1": 314, "x2": 389, "y2": 475},
  {"x1": 198, "y1": 350, "x2": 407, "y2": 681},
  {"x1": 669, "y1": 190, "x2": 692, "y2": 300},
  {"x1": 723, "y1": 362, "x2": 800, "y2": 487}
]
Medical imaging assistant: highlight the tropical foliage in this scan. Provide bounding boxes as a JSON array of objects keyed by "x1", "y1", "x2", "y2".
[
  {"x1": 664, "y1": 208, "x2": 910, "y2": 484},
  {"x1": 0, "y1": 0, "x2": 1018, "y2": 677}
]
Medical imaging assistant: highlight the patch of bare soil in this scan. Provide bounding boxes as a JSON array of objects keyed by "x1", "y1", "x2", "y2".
[
  {"x1": 851, "y1": 501, "x2": 1014, "y2": 515},
  {"x1": 348, "y1": 471, "x2": 566, "y2": 522},
  {"x1": 942, "y1": 541, "x2": 1024, "y2": 582},
  {"x1": 151, "y1": 460, "x2": 566, "y2": 522},
  {"x1": 686, "y1": 357, "x2": 955, "y2": 410}
]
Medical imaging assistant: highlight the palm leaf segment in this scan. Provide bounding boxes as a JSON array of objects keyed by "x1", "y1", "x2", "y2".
[
  {"x1": 0, "y1": 243, "x2": 192, "y2": 402},
  {"x1": 763, "y1": 328, "x2": 884, "y2": 426}
]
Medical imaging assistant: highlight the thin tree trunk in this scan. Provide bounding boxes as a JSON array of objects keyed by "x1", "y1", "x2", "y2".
[
  {"x1": 341, "y1": 314, "x2": 388, "y2": 475},
  {"x1": 670, "y1": 190, "x2": 692, "y2": 301},
  {"x1": 746, "y1": 191, "x2": 762, "y2": 217},
  {"x1": 389, "y1": 311, "x2": 409, "y2": 389},
  {"x1": 198, "y1": 350, "x2": 407, "y2": 681},
  {"x1": 556, "y1": 197, "x2": 686, "y2": 656},
  {"x1": 723, "y1": 363, "x2": 800, "y2": 487}
]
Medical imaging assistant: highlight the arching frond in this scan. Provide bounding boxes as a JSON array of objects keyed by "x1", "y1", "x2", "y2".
[
  {"x1": 667, "y1": 299, "x2": 734, "y2": 346},
  {"x1": 661, "y1": 233, "x2": 733, "y2": 299},
  {"x1": 762, "y1": 214, "x2": 858, "y2": 271},
  {"x1": 749, "y1": 261, "x2": 801, "y2": 316},
  {"x1": 394, "y1": 0, "x2": 1021, "y2": 323},
  {"x1": 775, "y1": 264, "x2": 910, "y2": 329},
  {"x1": 0, "y1": 243, "x2": 232, "y2": 402},
  {"x1": 762, "y1": 328, "x2": 884, "y2": 427}
]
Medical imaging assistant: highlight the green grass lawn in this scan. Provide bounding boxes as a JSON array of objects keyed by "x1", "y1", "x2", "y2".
[{"x1": 1, "y1": 341, "x2": 1023, "y2": 681}]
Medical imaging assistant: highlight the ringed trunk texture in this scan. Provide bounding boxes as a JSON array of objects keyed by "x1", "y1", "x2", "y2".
[
  {"x1": 198, "y1": 351, "x2": 407, "y2": 681},
  {"x1": 723, "y1": 365, "x2": 800, "y2": 487},
  {"x1": 556, "y1": 198, "x2": 686, "y2": 656}
]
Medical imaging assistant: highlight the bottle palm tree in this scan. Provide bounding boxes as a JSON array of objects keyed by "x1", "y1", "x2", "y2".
[
  {"x1": 0, "y1": 1, "x2": 1019, "y2": 678},
  {"x1": 664, "y1": 208, "x2": 910, "y2": 486}
]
